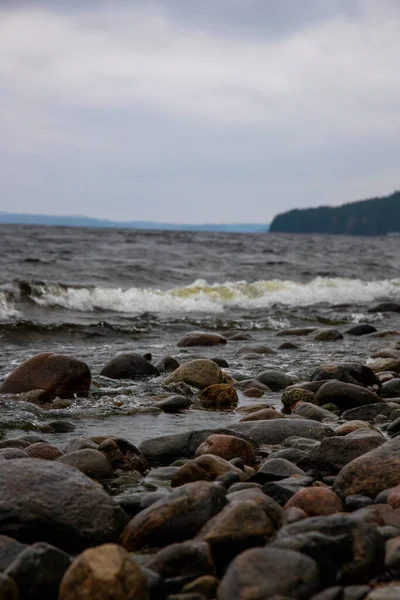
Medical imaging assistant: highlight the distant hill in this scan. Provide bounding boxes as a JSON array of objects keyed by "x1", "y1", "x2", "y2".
[
  {"x1": 0, "y1": 213, "x2": 269, "y2": 234},
  {"x1": 269, "y1": 191, "x2": 400, "y2": 236}
]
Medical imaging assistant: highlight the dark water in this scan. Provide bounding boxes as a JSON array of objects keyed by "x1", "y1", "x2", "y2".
[{"x1": 0, "y1": 224, "x2": 399, "y2": 445}]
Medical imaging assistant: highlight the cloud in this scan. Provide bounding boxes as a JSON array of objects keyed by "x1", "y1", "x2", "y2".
[{"x1": 0, "y1": 1, "x2": 399, "y2": 222}]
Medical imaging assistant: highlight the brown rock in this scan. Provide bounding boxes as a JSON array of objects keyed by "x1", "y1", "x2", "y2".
[
  {"x1": 281, "y1": 388, "x2": 316, "y2": 410},
  {"x1": 145, "y1": 540, "x2": 214, "y2": 579},
  {"x1": 236, "y1": 345, "x2": 275, "y2": 355},
  {"x1": 171, "y1": 455, "x2": 246, "y2": 487},
  {"x1": 310, "y1": 328, "x2": 343, "y2": 341},
  {"x1": 177, "y1": 332, "x2": 227, "y2": 347},
  {"x1": 57, "y1": 449, "x2": 113, "y2": 480},
  {"x1": 59, "y1": 543, "x2": 148, "y2": 600},
  {"x1": 163, "y1": 360, "x2": 222, "y2": 389},
  {"x1": 276, "y1": 327, "x2": 317, "y2": 336},
  {"x1": 0, "y1": 574, "x2": 20, "y2": 599},
  {"x1": 240, "y1": 408, "x2": 285, "y2": 422},
  {"x1": 0, "y1": 353, "x2": 91, "y2": 400},
  {"x1": 199, "y1": 384, "x2": 238, "y2": 408},
  {"x1": 95, "y1": 437, "x2": 148, "y2": 475},
  {"x1": 284, "y1": 487, "x2": 343, "y2": 516},
  {"x1": 182, "y1": 575, "x2": 219, "y2": 598},
  {"x1": 26, "y1": 442, "x2": 63, "y2": 461},
  {"x1": 315, "y1": 380, "x2": 381, "y2": 410},
  {"x1": 368, "y1": 358, "x2": 400, "y2": 374},
  {"x1": 242, "y1": 387, "x2": 265, "y2": 398},
  {"x1": 335, "y1": 421, "x2": 374, "y2": 436},
  {"x1": 388, "y1": 485, "x2": 400, "y2": 509},
  {"x1": 195, "y1": 434, "x2": 256, "y2": 467}
]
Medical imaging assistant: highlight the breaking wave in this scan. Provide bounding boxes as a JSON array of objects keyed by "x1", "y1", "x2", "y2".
[{"x1": 11, "y1": 277, "x2": 400, "y2": 314}]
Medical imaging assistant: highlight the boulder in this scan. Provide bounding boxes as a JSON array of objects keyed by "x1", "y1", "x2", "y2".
[
  {"x1": 25, "y1": 442, "x2": 63, "y2": 460},
  {"x1": 178, "y1": 332, "x2": 227, "y2": 347},
  {"x1": 153, "y1": 395, "x2": 193, "y2": 413},
  {"x1": 366, "y1": 584, "x2": 400, "y2": 599},
  {"x1": 95, "y1": 437, "x2": 149, "y2": 474},
  {"x1": 236, "y1": 345, "x2": 275, "y2": 355},
  {"x1": 57, "y1": 449, "x2": 113, "y2": 480},
  {"x1": 255, "y1": 457, "x2": 306, "y2": 483},
  {"x1": 0, "y1": 574, "x2": 19, "y2": 599},
  {"x1": 154, "y1": 355, "x2": 180, "y2": 373},
  {"x1": 315, "y1": 381, "x2": 381, "y2": 410},
  {"x1": 277, "y1": 327, "x2": 318, "y2": 336},
  {"x1": 145, "y1": 540, "x2": 214, "y2": 580},
  {"x1": 334, "y1": 436, "x2": 400, "y2": 498},
  {"x1": 293, "y1": 402, "x2": 337, "y2": 422},
  {"x1": 217, "y1": 547, "x2": 319, "y2": 599},
  {"x1": 100, "y1": 353, "x2": 159, "y2": 379},
  {"x1": 59, "y1": 543, "x2": 148, "y2": 600},
  {"x1": 171, "y1": 455, "x2": 246, "y2": 487},
  {"x1": 381, "y1": 379, "x2": 400, "y2": 398},
  {"x1": 230, "y1": 418, "x2": 334, "y2": 445},
  {"x1": 239, "y1": 408, "x2": 285, "y2": 422},
  {"x1": 346, "y1": 324, "x2": 377, "y2": 336},
  {"x1": 368, "y1": 302, "x2": 400, "y2": 313},
  {"x1": 284, "y1": 488, "x2": 344, "y2": 516},
  {"x1": 0, "y1": 459, "x2": 126, "y2": 551},
  {"x1": 342, "y1": 403, "x2": 392, "y2": 422},
  {"x1": 164, "y1": 360, "x2": 223, "y2": 389},
  {"x1": 310, "y1": 363, "x2": 380, "y2": 388},
  {"x1": 281, "y1": 388, "x2": 317, "y2": 410},
  {"x1": 310, "y1": 328, "x2": 343, "y2": 341},
  {"x1": 0, "y1": 353, "x2": 91, "y2": 400},
  {"x1": 368, "y1": 358, "x2": 400, "y2": 375},
  {"x1": 257, "y1": 369, "x2": 293, "y2": 391},
  {"x1": 195, "y1": 434, "x2": 256, "y2": 466},
  {"x1": 199, "y1": 384, "x2": 238, "y2": 408},
  {"x1": 121, "y1": 481, "x2": 227, "y2": 551}
]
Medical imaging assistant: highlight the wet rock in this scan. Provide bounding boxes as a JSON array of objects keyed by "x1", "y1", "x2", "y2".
[
  {"x1": 310, "y1": 328, "x2": 343, "y2": 341},
  {"x1": 388, "y1": 484, "x2": 400, "y2": 509},
  {"x1": 242, "y1": 387, "x2": 265, "y2": 398},
  {"x1": 121, "y1": 481, "x2": 227, "y2": 551},
  {"x1": 236, "y1": 345, "x2": 275, "y2": 355},
  {"x1": 0, "y1": 535, "x2": 28, "y2": 570},
  {"x1": 195, "y1": 434, "x2": 256, "y2": 467},
  {"x1": 57, "y1": 449, "x2": 113, "y2": 480},
  {"x1": 239, "y1": 408, "x2": 285, "y2": 422},
  {"x1": 0, "y1": 458, "x2": 126, "y2": 551},
  {"x1": 346, "y1": 324, "x2": 377, "y2": 336},
  {"x1": 284, "y1": 436, "x2": 321, "y2": 451},
  {"x1": 154, "y1": 395, "x2": 193, "y2": 413},
  {"x1": 210, "y1": 357, "x2": 229, "y2": 368},
  {"x1": 279, "y1": 341, "x2": 300, "y2": 349},
  {"x1": 230, "y1": 418, "x2": 334, "y2": 445},
  {"x1": 253, "y1": 457, "x2": 306, "y2": 484},
  {"x1": 344, "y1": 495, "x2": 374, "y2": 512},
  {"x1": 334, "y1": 436, "x2": 400, "y2": 498},
  {"x1": 365, "y1": 584, "x2": 400, "y2": 599},
  {"x1": 372, "y1": 347, "x2": 400, "y2": 359},
  {"x1": 381, "y1": 378, "x2": 400, "y2": 398},
  {"x1": 368, "y1": 357, "x2": 400, "y2": 374},
  {"x1": 171, "y1": 455, "x2": 246, "y2": 487},
  {"x1": 145, "y1": 540, "x2": 214, "y2": 581},
  {"x1": 154, "y1": 355, "x2": 180, "y2": 373},
  {"x1": 315, "y1": 381, "x2": 381, "y2": 410},
  {"x1": 0, "y1": 353, "x2": 91, "y2": 400},
  {"x1": 48, "y1": 420, "x2": 75, "y2": 432},
  {"x1": 299, "y1": 435, "x2": 384, "y2": 478},
  {"x1": 237, "y1": 379, "x2": 270, "y2": 393},
  {"x1": 199, "y1": 384, "x2": 238, "y2": 408},
  {"x1": 257, "y1": 369, "x2": 294, "y2": 391},
  {"x1": 25, "y1": 442, "x2": 63, "y2": 460},
  {"x1": 178, "y1": 332, "x2": 227, "y2": 347},
  {"x1": 139, "y1": 429, "x2": 233, "y2": 462},
  {"x1": 217, "y1": 546, "x2": 319, "y2": 599},
  {"x1": 0, "y1": 448, "x2": 27, "y2": 460},
  {"x1": 63, "y1": 437, "x2": 98, "y2": 453},
  {"x1": 164, "y1": 360, "x2": 222, "y2": 390},
  {"x1": 101, "y1": 353, "x2": 159, "y2": 379},
  {"x1": 293, "y1": 402, "x2": 338, "y2": 422},
  {"x1": 281, "y1": 387, "x2": 317, "y2": 410},
  {"x1": 227, "y1": 488, "x2": 283, "y2": 529},
  {"x1": 59, "y1": 543, "x2": 148, "y2": 600},
  {"x1": 385, "y1": 536, "x2": 400, "y2": 575},
  {"x1": 268, "y1": 447, "x2": 309, "y2": 465},
  {"x1": 277, "y1": 327, "x2": 318, "y2": 336},
  {"x1": 368, "y1": 302, "x2": 400, "y2": 313},
  {"x1": 342, "y1": 403, "x2": 392, "y2": 422},
  {"x1": 115, "y1": 491, "x2": 169, "y2": 518},
  {"x1": 263, "y1": 476, "x2": 314, "y2": 505},
  {"x1": 310, "y1": 363, "x2": 380, "y2": 388},
  {"x1": 197, "y1": 500, "x2": 277, "y2": 568},
  {"x1": 0, "y1": 573, "x2": 19, "y2": 598},
  {"x1": 285, "y1": 487, "x2": 343, "y2": 516},
  {"x1": 96, "y1": 437, "x2": 149, "y2": 475},
  {"x1": 6, "y1": 541, "x2": 71, "y2": 600},
  {"x1": 182, "y1": 575, "x2": 219, "y2": 598}
]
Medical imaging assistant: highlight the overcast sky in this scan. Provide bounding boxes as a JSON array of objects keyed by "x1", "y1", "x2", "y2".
[{"x1": 1, "y1": 0, "x2": 399, "y2": 224}]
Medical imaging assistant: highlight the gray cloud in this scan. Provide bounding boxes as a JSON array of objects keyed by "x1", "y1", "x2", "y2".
[{"x1": 0, "y1": 0, "x2": 399, "y2": 222}]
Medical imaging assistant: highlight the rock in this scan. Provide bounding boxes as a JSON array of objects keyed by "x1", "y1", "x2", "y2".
[
  {"x1": 25, "y1": 442, "x2": 63, "y2": 460},
  {"x1": 164, "y1": 360, "x2": 222, "y2": 390},
  {"x1": 381, "y1": 378, "x2": 400, "y2": 398},
  {"x1": 217, "y1": 547, "x2": 319, "y2": 599},
  {"x1": 237, "y1": 379, "x2": 270, "y2": 393},
  {"x1": 199, "y1": 384, "x2": 238, "y2": 408},
  {"x1": 177, "y1": 332, "x2": 227, "y2": 347},
  {"x1": 171, "y1": 455, "x2": 246, "y2": 487},
  {"x1": 257, "y1": 369, "x2": 294, "y2": 391},
  {"x1": 368, "y1": 358, "x2": 400, "y2": 374},
  {"x1": 372, "y1": 347, "x2": 400, "y2": 359},
  {"x1": 182, "y1": 575, "x2": 219, "y2": 598},
  {"x1": 335, "y1": 421, "x2": 375, "y2": 436},
  {"x1": 63, "y1": 437, "x2": 98, "y2": 453},
  {"x1": 285, "y1": 488, "x2": 343, "y2": 516},
  {"x1": 0, "y1": 574, "x2": 20, "y2": 599},
  {"x1": 195, "y1": 434, "x2": 256, "y2": 467},
  {"x1": 239, "y1": 408, "x2": 285, "y2": 422},
  {"x1": 277, "y1": 327, "x2": 318, "y2": 336},
  {"x1": 154, "y1": 355, "x2": 180, "y2": 373},
  {"x1": 388, "y1": 485, "x2": 400, "y2": 509},
  {"x1": 6, "y1": 541, "x2": 71, "y2": 600},
  {"x1": 299, "y1": 435, "x2": 384, "y2": 478},
  {"x1": 344, "y1": 495, "x2": 374, "y2": 512},
  {"x1": 263, "y1": 476, "x2": 314, "y2": 506},
  {"x1": 310, "y1": 363, "x2": 380, "y2": 388},
  {"x1": 279, "y1": 342, "x2": 300, "y2": 349},
  {"x1": 101, "y1": 353, "x2": 159, "y2": 379},
  {"x1": 0, "y1": 535, "x2": 28, "y2": 570},
  {"x1": 342, "y1": 403, "x2": 392, "y2": 422},
  {"x1": 242, "y1": 387, "x2": 265, "y2": 398},
  {"x1": 121, "y1": 481, "x2": 227, "y2": 551},
  {"x1": 268, "y1": 447, "x2": 309, "y2": 465},
  {"x1": 315, "y1": 381, "x2": 381, "y2": 410},
  {"x1": 346, "y1": 324, "x2": 377, "y2": 336},
  {"x1": 236, "y1": 345, "x2": 275, "y2": 355},
  {"x1": 209, "y1": 357, "x2": 229, "y2": 368},
  {"x1": 154, "y1": 395, "x2": 193, "y2": 413},
  {"x1": 0, "y1": 448, "x2": 27, "y2": 460},
  {"x1": 95, "y1": 437, "x2": 149, "y2": 474},
  {"x1": 368, "y1": 302, "x2": 400, "y2": 313},
  {"x1": 310, "y1": 328, "x2": 343, "y2": 341},
  {"x1": 0, "y1": 458, "x2": 126, "y2": 551},
  {"x1": 197, "y1": 500, "x2": 277, "y2": 568},
  {"x1": 145, "y1": 540, "x2": 214, "y2": 580},
  {"x1": 0, "y1": 353, "x2": 91, "y2": 400},
  {"x1": 284, "y1": 436, "x2": 321, "y2": 451},
  {"x1": 365, "y1": 584, "x2": 400, "y2": 599},
  {"x1": 334, "y1": 436, "x2": 400, "y2": 498},
  {"x1": 57, "y1": 449, "x2": 113, "y2": 480},
  {"x1": 230, "y1": 418, "x2": 334, "y2": 445},
  {"x1": 385, "y1": 536, "x2": 400, "y2": 575},
  {"x1": 293, "y1": 402, "x2": 337, "y2": 422},
  {"x1": 253, "y1": 458, "x2": 306, "y2": 484},
  {"x1": 59, "y1": 543, "x2": 148, "y2": 600},
  {"x1": 227, "y1": 488, "x2": 283, "y2": 529},
  {"x1": 281, "y1": 388, "x2": 317, "y2": 410}
]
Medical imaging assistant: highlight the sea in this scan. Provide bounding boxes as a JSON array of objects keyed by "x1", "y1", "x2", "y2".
[{"x1": 0, "y1": 224, "x2": 399, "y2": 447}]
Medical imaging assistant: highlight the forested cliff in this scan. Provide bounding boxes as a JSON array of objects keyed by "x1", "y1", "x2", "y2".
[{"x1": 270, "y1": 191, "x2": 400, "y2": 235}]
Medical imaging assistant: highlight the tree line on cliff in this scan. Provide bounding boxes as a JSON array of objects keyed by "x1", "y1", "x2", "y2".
[{"x1": 269, "y1": 190, "x2": 400, "y2": 235}]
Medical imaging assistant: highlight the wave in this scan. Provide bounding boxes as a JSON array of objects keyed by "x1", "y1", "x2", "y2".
[
  {"x1": 9, "y1": 277, "x2": 400, "y2": 315},
  {"x1": 0, "y1": 291, "x2": 21, "y2": 320}
]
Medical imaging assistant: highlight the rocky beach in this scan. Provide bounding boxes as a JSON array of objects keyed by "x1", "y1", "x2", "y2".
[{"x1": 1, "y1": 225, "x2": 400, "y2": 599}]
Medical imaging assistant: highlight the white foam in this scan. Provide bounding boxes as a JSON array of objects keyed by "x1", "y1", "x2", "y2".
[
  {"x1": 27, "y1": 277, "x2": 400, "y2": 314},
  {"x1": 0, "y1": 292, "x2": 20, "y2": 320}
]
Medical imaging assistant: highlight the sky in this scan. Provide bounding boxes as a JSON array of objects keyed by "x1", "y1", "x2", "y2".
[{"x1": 1, "y1": 0, "x2": 399, "y2": 224}]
